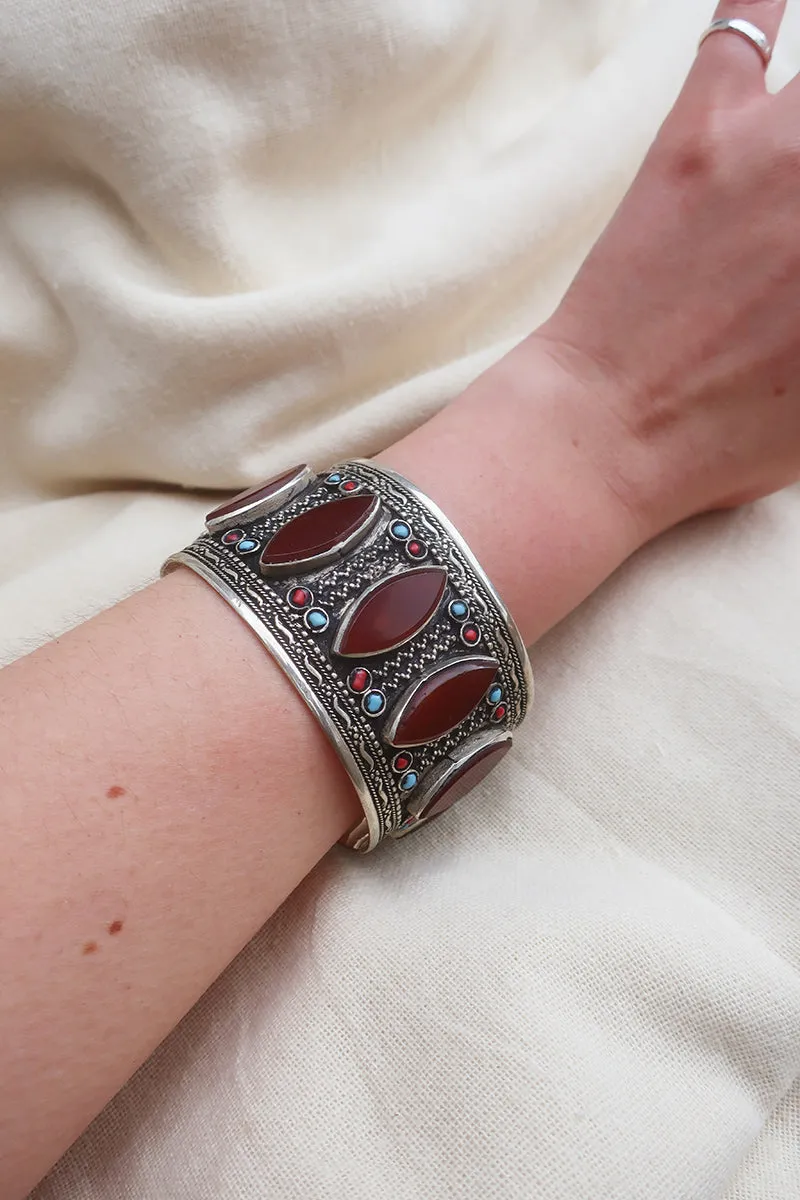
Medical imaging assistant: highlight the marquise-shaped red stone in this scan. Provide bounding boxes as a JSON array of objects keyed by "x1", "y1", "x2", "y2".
[
  {"x1": 334, "y1": 567, "x2": 447, "y2": 658},
  {"x1": 420, "y1": 738, "x2": 511, "y2": 820},
  {"x1": 385, "y1": 656, "x2": 499, "y2": 747},
  {"x1": 206, "y1": 464, "x2": 309, "y2": 528},
  {"x1": 260, "y1": 494, "x2": 379, "y2": 571}
]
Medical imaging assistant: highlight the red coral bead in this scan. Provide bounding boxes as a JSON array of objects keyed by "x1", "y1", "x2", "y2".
[
  {"x1": 348, "y1": 668, "x2": 371, "y2": 694},
  {"x1": 461, "y1": 625, "x2": 480, "y2": 644},
  {"x1": 288, "y1": 587, "x2": 312, "y2": 609}
]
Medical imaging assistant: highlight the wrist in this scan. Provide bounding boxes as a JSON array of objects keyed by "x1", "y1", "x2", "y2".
[
  {"x1": 517, "y1": 332, "x2": 666, "y2": 543},
  {"x1": 379, "y1": 336, "x2": 651, "y2": 644},
  {"x1": 532, "y1": 318, "x2": 709, "y2": 540}
]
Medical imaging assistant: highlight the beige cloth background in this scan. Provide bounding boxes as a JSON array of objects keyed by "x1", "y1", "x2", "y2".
[{"x1": 1, "y1": 0, "x2": 799, "y2": 1196}]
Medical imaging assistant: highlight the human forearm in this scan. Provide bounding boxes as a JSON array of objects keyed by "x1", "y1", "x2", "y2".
[{"x1": 0, "y1": 339, "x2": 642, "y2": 1197}]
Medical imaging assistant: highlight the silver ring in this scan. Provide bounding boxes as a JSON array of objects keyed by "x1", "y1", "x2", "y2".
[{"x1": 698, "y1": 18, "x2": 772, "y2": 68}]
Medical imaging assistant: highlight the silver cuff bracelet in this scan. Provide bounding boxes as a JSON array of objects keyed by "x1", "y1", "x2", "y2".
[{"x1": 164, "y1": 460, "x2": 533, "y2": 852}]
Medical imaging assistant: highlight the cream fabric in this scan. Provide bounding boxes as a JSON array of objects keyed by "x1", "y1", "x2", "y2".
[{"x1": 1, "y1": 0, "x2": 799, "y2": 1196}]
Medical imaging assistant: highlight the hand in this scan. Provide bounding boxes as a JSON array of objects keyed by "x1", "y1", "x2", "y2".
[{"x1": 535, "y1": 0, "x2": 800, "y2": 535}]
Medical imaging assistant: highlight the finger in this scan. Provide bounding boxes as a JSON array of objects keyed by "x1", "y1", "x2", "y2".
[{"x1": 686, "y1": 0, "x2": 786, "y2": 105}]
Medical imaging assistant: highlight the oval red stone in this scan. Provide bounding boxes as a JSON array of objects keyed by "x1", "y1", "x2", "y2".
[
  {"x1": 419, "y1": 738, "x2": 511, "y2": 820},
  {"x1": 334, "y1": 567, "x2": 447, "y2": 658},
  {"x1": 348, "y1": 667, "x2": 371, "y2": 694},
  {"x1": 385, "y1": 655, "x2": 500, "y2": 747},
  {"x1": 260, "y1": 494, "x2": 379, "y2": 574},
  {"x1": 206, "y1": 464, "x2": 309, "y2": 529},
  {"x1": 289, "y1": 587, "x2": 312, "y2": 608}
]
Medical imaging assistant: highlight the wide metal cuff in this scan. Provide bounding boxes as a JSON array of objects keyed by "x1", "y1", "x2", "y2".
[{"x1": 164, "y1": 460, "x2": 533, "y2": 852}]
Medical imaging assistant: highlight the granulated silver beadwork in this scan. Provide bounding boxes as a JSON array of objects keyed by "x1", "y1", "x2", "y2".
[{"x1": 163, "y1": 461, "x2": 533, "y2": 852}]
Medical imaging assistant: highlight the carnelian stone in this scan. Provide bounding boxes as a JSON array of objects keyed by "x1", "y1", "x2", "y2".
[
  {"x1": 206, "y1": 464, "x2": 306, "y2": 525},
  {"x1": 421, "y1": 739, "x2": 511, "y2": 820},
  {"x1": 335, "y1": 567, "x2": 446, "y2": 657},
  {"x1": 387, "y1": 657, "x2": 499, "y2": 747},
  {"x1": 260, "y1": 495, "x2": 377, "y2": 569}
]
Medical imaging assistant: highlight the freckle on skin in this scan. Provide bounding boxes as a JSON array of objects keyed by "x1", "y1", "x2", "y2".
[
  {"x1": 671, "y1": 139, "x2": 712, "y2": 183},
  {"x1": 106, "y1": 785, "x2": 126, "y2": 799},
  {"x1": 108, "y1": 920, "x2": 123, "y2": 935},
  {"x1": 82, "y1": 941, "x2": 98, "y2": 955}
]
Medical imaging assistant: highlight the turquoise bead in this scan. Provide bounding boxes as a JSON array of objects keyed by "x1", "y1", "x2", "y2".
[
  {"x1": 237, "y1": 538, "x2": 258, "y2": 553},
  {"x1": 363, "y1": 690, "x2": 386, "y2": 715},
  {"x1": 390, "y1": 521, "x2": 411, "y2": 541},
  {"x1": 305, "y1": 609, "x2": 329, "y2": 632},
  {"x1": 488, "y1": 685, "x2": 503, "y2": 706},
  {"x1": 400, "y1": 771, "x2": 418, "y2": 791},
  {"x1": 449, "y1": 600, "x2": 468, "y2": 620}
]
